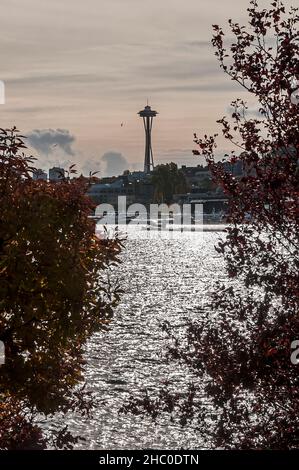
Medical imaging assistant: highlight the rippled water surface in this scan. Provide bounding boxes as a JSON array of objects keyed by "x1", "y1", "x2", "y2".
[{"x1": 61, "y1": 231, "x2": 226, "y2": 449}]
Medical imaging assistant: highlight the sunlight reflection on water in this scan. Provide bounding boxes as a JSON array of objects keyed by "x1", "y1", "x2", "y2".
[{"x1": 57, "y1": 231, "x2": 226, "y2": 449}]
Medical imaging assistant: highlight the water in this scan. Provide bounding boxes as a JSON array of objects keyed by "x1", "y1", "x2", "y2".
[{"x1": 58, "y1": 231, "x2": 226, "y2": 449}]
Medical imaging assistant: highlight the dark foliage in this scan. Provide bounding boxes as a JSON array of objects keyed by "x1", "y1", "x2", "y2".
[
  {"x1": 122, "y1": 1, "x2": 299, "y2": 449},
  {"x1": 0, "y1": 128, "x2": 122, "y2": 449}
]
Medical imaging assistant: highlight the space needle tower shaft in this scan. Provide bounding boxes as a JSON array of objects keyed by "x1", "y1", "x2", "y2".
[{"x1": 138, "y1": 104, "x2": 158, "y2": 174}]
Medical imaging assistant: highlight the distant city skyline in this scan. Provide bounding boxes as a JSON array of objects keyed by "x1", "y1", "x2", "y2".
[{"x1": 0, "y1": 0, "x2": 295, "y2": 176}]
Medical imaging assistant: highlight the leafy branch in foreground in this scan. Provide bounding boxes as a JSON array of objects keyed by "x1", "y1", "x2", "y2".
[
  {"x1": 0, "y1": 127, "x2": 122, "y2": 449},
  {"x1": 122, "y1": 0, "x2": 299, "y2": 449}
]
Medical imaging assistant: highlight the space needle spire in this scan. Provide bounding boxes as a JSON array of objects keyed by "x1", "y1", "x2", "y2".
[{"x1": 138, "y1": 103, "x2": 158, "y2": 174}]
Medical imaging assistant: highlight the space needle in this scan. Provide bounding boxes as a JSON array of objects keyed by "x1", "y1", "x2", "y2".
[{"x1": 138, "y1": 103, "x2": 158, "y2": 174}]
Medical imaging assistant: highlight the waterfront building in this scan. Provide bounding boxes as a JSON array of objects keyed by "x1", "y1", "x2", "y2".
[
  {"x1": 32, "y1": 169, "x2": 47, "y2": 181},
  {"x1": 49, "y1": 167, "x2": 65, "y2": 182}
]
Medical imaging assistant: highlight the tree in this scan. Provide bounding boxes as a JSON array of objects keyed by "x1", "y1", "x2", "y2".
[
  {"x1": 151, "y1": 163, "x2": 188, "y2": 203},
  {"x1": 123, "y1": 0, "x2": 299, "y2": 449},
  {"x1": 197, "y1": 176, "x2": 213, "y2": 192},
  {"x1": 0, "y1": 128, "x2": 121, "y2": 449}
]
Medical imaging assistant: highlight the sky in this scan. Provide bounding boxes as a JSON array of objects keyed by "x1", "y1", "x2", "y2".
[{"x1": 0, "y1": 0, "x2": 295, "y2": 176}]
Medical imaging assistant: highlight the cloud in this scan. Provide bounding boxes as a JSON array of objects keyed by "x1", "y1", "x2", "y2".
[
  {"x1": 27, "y1": 128, "x2": 76, "y2": 156},
  {"x1": 7, "y1": 72, "x2": 117, "y2": 86},
  {"x1": 80, "y1": 157, "x2": 102, "y2": 176},
  {"x1": 101, "y1": 151, "x2": 129, "y2": 177},
  {"x1": 3, "y1": 0, "x2": 293, "y2": 166},
  {"x1": 124, "y1": 81, "x2": 240, "y2": 95},
  {"x1": 136, "y1": 57, "x2": 218, "y2": 81},
  {"x1": 4, "y1": 105, "x2": 69, "y2": 114}
]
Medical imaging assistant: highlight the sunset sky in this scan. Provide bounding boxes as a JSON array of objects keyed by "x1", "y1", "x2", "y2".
[{"x1": 0, "y1": 0, "x2": 294, "y2": 175}]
